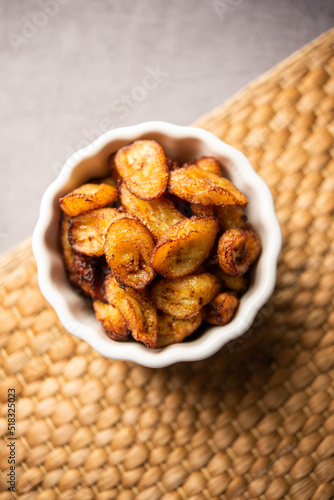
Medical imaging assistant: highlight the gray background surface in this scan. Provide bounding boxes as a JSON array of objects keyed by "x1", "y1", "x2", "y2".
[{"x1": 1, "y1": 0, "x2": 333, "y2": 254}]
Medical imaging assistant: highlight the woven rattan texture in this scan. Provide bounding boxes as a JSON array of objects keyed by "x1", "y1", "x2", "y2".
[{"x1": 1, "y1": 29, "x2": 334, "y2": 500}]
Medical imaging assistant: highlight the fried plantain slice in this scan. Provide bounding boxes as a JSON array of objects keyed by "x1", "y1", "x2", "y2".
[
  {"x1": 151, "y1": 216, "x2": 219, "y2": 278},
  {"x1": 104, "y1": 216, "x2": 156, "y2": 290},
  {"x1": 184, "y1": 156, "x2": 223, "y2": 176},
  {"x1": 119, "y1": 182, "x2": 185, "y2": 241},
  {"x1": 93, "y1": 300, "x2": 130, "y2": 340},
  {"x1": 69, "y1": 207, "x2": 119, "y2": 257},
  {"x1": 60, "y1": 183, "x2": 118, "y2": 217},
  {"x1": 151, "y1": 273, "x2": 221, "y2": 319},
  {"x1": 73, "y1": 254, "x2": 110, "y2": 301},
  {"x1": 60, "y1": 213, "x2": 80, "y2": 287},
  {"x1": 105, "y1": 275, "x2": 158, "y2": 348},
  {"x1": 218, "y1": 228, "x2": 262, "y2": 276},
  {"x1": 157, "y1": 310, "x2": 205, "y2": 347},
  {"x1": 205, "y1": 292, "x2": 240, "y2": 325},
  {"x1": 115, "y1": 140, "x2": 169, "y2": 200},
  {"x1": 169, "y1": 166, "x2": 248, "y2": 207},
  {"x1": 214, "y1": 205, "x2": 247, "y2": 232}
]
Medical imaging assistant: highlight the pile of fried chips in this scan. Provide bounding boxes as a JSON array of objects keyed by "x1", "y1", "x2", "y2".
[{"x1": 60, "y1": 140, "x2": 261, "y2": 348}]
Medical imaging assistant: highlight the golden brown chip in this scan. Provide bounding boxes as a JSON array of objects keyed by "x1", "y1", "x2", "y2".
[
  {"x1": 157, "y1": 310, "x2": 204, "y2": 347},
  {"x1": 60, "y1": 213, "x2": 80, "y2": 287},
  {"x1": 214, "y1": 205, "x2": 247, "y2": 232},
  {"x1": 60, "y1": 183, "x2": 118, "y2": 217},
  {"x1": 115, "y1": 140, "x2": 169, "y2": 200},
  {"x1": 93, "y1": 300, "x2": 130, "y2": 340},
  {"x1": 218, "y1": 228, "x2": 262, "y2": 276},
  {"x1": 169, "y1": 166, "x2": 248, "y2": 207},
  {"x1": 105, "y1": 275, "x2": 158, "y2": 348},
  {"x1": 184, "y1": 156, "x2": 223, "y2": 176},
  {"x1": 104, "y1": 217, "x2": 156, "y2": 290},
  {"x1": 151, "y1": 273, "x2": 221, "y2": 319},
  {"x1": 69, "y1": 208, "x2": 119, "y2": 257},
  {"x1": 73, "y1": 254, "x2": 110, "y2": 301},
  {"x1": 119, "y1": 182, "x2": 185, "y2": 241},
  {"x1": 205, "y1": 292, "x2": 240, "y2": 325},
  {"x1": 151, "y1": 216, "x2": 219, "y2": 278}
]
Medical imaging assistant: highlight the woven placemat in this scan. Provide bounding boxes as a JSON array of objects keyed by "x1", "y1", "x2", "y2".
[{"x1": 1, "y1": 29, "x2": 334, "y2": 500}]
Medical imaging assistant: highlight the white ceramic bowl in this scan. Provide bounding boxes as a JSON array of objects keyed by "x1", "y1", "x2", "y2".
[{"x1": 33, "y1": 121, "x2": 281, "y2": 368}]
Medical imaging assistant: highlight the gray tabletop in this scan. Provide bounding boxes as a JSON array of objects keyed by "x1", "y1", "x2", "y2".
[{"x1": 1, "y1": 0, "x2": 333, "y2": 254}]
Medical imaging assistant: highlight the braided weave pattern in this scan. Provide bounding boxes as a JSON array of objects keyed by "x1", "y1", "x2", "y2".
[{"x1": 1, "y1": 28, "x2": 334, "y2": 499}]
